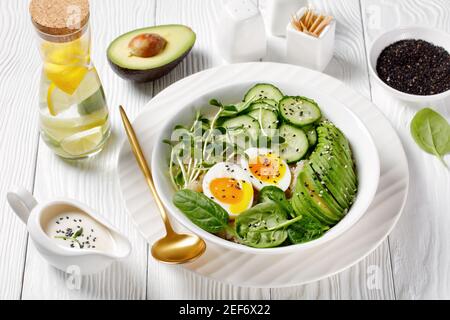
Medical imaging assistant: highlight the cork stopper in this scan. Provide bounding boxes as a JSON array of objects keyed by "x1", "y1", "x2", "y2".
[{"x1": 30, "y1": 0, "x2": 90, "y2": 41}]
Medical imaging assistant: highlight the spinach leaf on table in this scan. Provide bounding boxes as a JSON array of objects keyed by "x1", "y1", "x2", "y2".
[
  {"x1": 173, "y1": 189, "x2": 231, "y2": 233},
  {"x1": 410, "y1": 108, "x2": 450, "y2": 168},
  {"x1": 235, "y1": 202, "x2": 302, "y2": 248}
]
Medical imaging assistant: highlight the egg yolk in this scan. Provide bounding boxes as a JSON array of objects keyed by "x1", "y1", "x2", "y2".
[
  {"x1": 249, "y1": 154, "x2": 286, "y2": 184},
  {"x1": 209, "y1": 178, "x2": 253, "y2": 215}
]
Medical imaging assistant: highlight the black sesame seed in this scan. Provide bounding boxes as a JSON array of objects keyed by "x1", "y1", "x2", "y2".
[{"x1": 377, "y1": 39, "x2": 450, "y2": 95}]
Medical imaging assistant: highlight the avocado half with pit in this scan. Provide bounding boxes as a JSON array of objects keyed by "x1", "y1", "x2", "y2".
[{"x1": 107, "y1": 24, "x2": 196, "y2": 82}]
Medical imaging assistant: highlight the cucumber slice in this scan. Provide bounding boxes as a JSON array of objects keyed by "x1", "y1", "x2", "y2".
[
  {"x1": 244, "y1": 84, "x2": 284, "y2": 103},
  {"x1": 279, "y1": 124, "x2": 309, "y2": 163},
  {"x1": 220, "y1": 115, "x2": 260, "y2": 131},
  {"x1": 248, "y1": 107, "x2": 279, "y2": 136},
  {"x1": 279, "y1": 96, "x2": 322, "y2": 126},
  {"x1": 247, "y1": 102, "x2": 278, "y2": 113},
  {"x1": 304, "y1": 125, "x2": 317, "y2": 147},
  {"x1": 219, "y1": 115, "x2": 260, "y2": 149},
  {"x1": 254, "y1": 98, "x2": 278, "y2": 108}
]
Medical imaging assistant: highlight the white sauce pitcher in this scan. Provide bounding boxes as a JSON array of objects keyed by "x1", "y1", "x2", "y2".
[{"x1": 7, "y1": 187, "x2": 132, "y2": 275}]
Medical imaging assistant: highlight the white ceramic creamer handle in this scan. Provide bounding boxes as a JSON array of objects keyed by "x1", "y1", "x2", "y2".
[{"x1": 7, "y1": 187, "x2": 38, "y2": 224}]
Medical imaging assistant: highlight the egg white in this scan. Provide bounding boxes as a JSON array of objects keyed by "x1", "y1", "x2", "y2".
[{"x1": 240, "y1": 148, "x2": 292, "y2": 191}]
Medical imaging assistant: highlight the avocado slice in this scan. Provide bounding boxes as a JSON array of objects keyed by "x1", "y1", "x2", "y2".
[
  {"x1": 305, "y1": 121, "x2": 358, "y2": 210},
  {"x1": 310, "y1": 147, "x2": 356, "y2": 188},
  {"x1": 293, "y1": 171, "x2": 341, "y2": 225},
  {"x1": 107, "y1": 25, "x2": 196, "y2": 82},
  {"x1": 309, "y1": 159, "x2": 352, "y2": 209},
  {"x1": 317, "y1": 122, "x2": 354, "y2": 163},
  {"x1": 314, "y1": 142, "x2": 357, "y2": 181},
  {"x1": 292, "y1": 192, "x2": 335, "y2": 226},
  {"x1": 303, "y1": 162, "x2": 346, "y2": 216}
]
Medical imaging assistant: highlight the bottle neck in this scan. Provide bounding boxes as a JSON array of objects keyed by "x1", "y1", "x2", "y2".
[{"x1": 37, "y1": 24, "x2": 92, "y2": 66}]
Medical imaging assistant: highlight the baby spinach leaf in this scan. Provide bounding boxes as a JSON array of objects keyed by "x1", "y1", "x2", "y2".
[
  {"x1": 258, "y1": 188, "x2": 329, "y2": 244},
  {"x1": 259, "y1": 186, "x2": 295, "y2": 217},
  {"x1": 173, "y1": 189, "x2": 230, "y2": 233},
  {"x1": 235, "y1": 202, "x2": 302, "y2": 248},
  {"x1": 287, "y1": 216, "x2": 329, "y2": 244},
  {"x1": 410, "y1": 108, "x2": 450, "y2": 168}
]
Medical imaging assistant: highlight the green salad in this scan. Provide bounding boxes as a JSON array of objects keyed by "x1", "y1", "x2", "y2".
[{"x1": 165, "y1": 84, "x2": 358, "y2": 248}]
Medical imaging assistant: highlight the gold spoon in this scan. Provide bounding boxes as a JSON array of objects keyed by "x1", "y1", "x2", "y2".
[{"x1": 119, "y1": 106, "x2": 206, "y2": 264}]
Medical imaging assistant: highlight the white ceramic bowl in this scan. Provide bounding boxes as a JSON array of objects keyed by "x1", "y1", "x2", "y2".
[
  {"x1": 368, "y1": 26, "x2": 450, "y2": 102},
  {"x1": 152, "y1": 81, "x2": 380, "y2": 255}
]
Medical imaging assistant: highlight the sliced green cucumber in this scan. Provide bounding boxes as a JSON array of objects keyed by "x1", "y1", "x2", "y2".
[
  {"x1": 244, "y1": 83, "x2": 284, "y2": 103},
  {"x1": 254, "y1": 98, "x2": 278, "y2": 108},
  {"x1": 279, "y1": 124, "x2": 309, "y2": 163},
  {"x1": 248, "y1": 108, "x2": 279, "y2": 137},
  {"x1": 247, "y1": 102, "x2": 278, "y2": 113},
  {"x1": 219, "y1": 115, "x2": 260, "y2": 148},
  {"x1": 279, "y1": 96, "x2": 322, "y2": 127},
  {"x1": 220, "y1": 114, "x2": 259, "y2": 131},
  {"x1": 304, "y1": 125, "x2": 317, "y2": 147}
]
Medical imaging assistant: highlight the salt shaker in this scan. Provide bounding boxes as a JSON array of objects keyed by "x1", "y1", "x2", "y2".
[{"x1": 216, "y1": 0, "x2": 266, "y2": 62}]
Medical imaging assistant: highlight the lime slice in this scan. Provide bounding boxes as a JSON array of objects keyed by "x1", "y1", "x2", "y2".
[
  {"x1": 60, "y1": 126, "x2": 104, "y2": 156},
  {"x1": 73, "y1": 68, "x2": 101, "y2": 101}
]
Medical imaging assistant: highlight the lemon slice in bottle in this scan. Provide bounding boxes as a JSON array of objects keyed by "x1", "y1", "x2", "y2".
[
  {"x1": 60, "y1": 126, "x2": 103, "y2": 156},
  {"x1": 43, "y1": 39, "x2": 89, "y2": 95},
  {"x1": 45, "y1": 63, "x2": 88, "y2": 95},
  {"x1": 47, "y1": 82, "x2": 74, "y2": 116}
]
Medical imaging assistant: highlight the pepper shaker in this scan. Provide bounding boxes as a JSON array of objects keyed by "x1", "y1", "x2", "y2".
[
  {"x1": 267, "y1": 0, "x2": 308, "y2": 36},
  {"x1": 216, "y1": 0, "x2": 266, "y2": 62}
]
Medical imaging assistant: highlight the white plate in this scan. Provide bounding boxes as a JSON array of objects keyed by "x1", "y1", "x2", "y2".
[{"x1": 118, "y1": 62, "x2": 409, "y2": 287}]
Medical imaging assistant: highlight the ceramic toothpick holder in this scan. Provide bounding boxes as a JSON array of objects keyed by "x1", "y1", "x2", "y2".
[
  {"x1": 286, "y1": 7, "x2": 336, "y2": 71},
  {"x1": 7, "y1": 187, "x2": 132, "y2": 275},
  {"x1": 267, "y1": 0, "x2": 308, "y2": 36},
  {"x1": 216, "y1": 0, "x2": 267, "y2": 62}
]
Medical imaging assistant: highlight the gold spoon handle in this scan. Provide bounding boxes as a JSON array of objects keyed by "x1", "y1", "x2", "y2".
[{"x1": 119, "y1": 106, "x2": 174, "y2": 235}]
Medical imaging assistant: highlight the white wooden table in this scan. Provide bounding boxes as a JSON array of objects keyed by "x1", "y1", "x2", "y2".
[{"x1": 1, "y1": 0, "x2": 449, "y2": 300}]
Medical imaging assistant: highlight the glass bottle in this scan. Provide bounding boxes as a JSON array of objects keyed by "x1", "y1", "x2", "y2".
[{"x1": 30, "y1": 0, "x2": 110, "y2": 159}]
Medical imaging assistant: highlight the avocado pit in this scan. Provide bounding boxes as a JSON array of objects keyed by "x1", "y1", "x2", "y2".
[{"x1": 128, "y1": 33, "x2": 167, "y2": 58}]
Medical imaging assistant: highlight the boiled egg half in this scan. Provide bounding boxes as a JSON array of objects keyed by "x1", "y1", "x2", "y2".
[
  {"x1": 202, "y1": 162, "x2": 254, "y2": 217},
  {"x1": 241, "y1": 148, "x2": 291, "y2": 191}
]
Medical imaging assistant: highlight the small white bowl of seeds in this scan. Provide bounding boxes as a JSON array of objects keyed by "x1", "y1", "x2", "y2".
[{"x1": 368, "y1": 26, "x2": 450, "y2": 103}]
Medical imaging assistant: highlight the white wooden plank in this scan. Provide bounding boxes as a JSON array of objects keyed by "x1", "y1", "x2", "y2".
[
  {"x1": 146, "y1": 0, "x2": 270, "y2": 299},
  {"x1": 261, "y1": 0, "x2": 396, "y2": 299},
  {"x1": 361, "y1": 0, "x2": 450, "y2": 299},
  {"x1": 0, "y1": 0, "x2": 40, "y2": 300},
  {"x1": 20, "y1": 0, "x2": 155, "y2": 300}
]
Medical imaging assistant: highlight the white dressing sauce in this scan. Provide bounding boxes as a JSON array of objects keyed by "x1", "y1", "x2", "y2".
[{"x1": 44, "y1": 210, "x2": 115, "y2": 252}]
